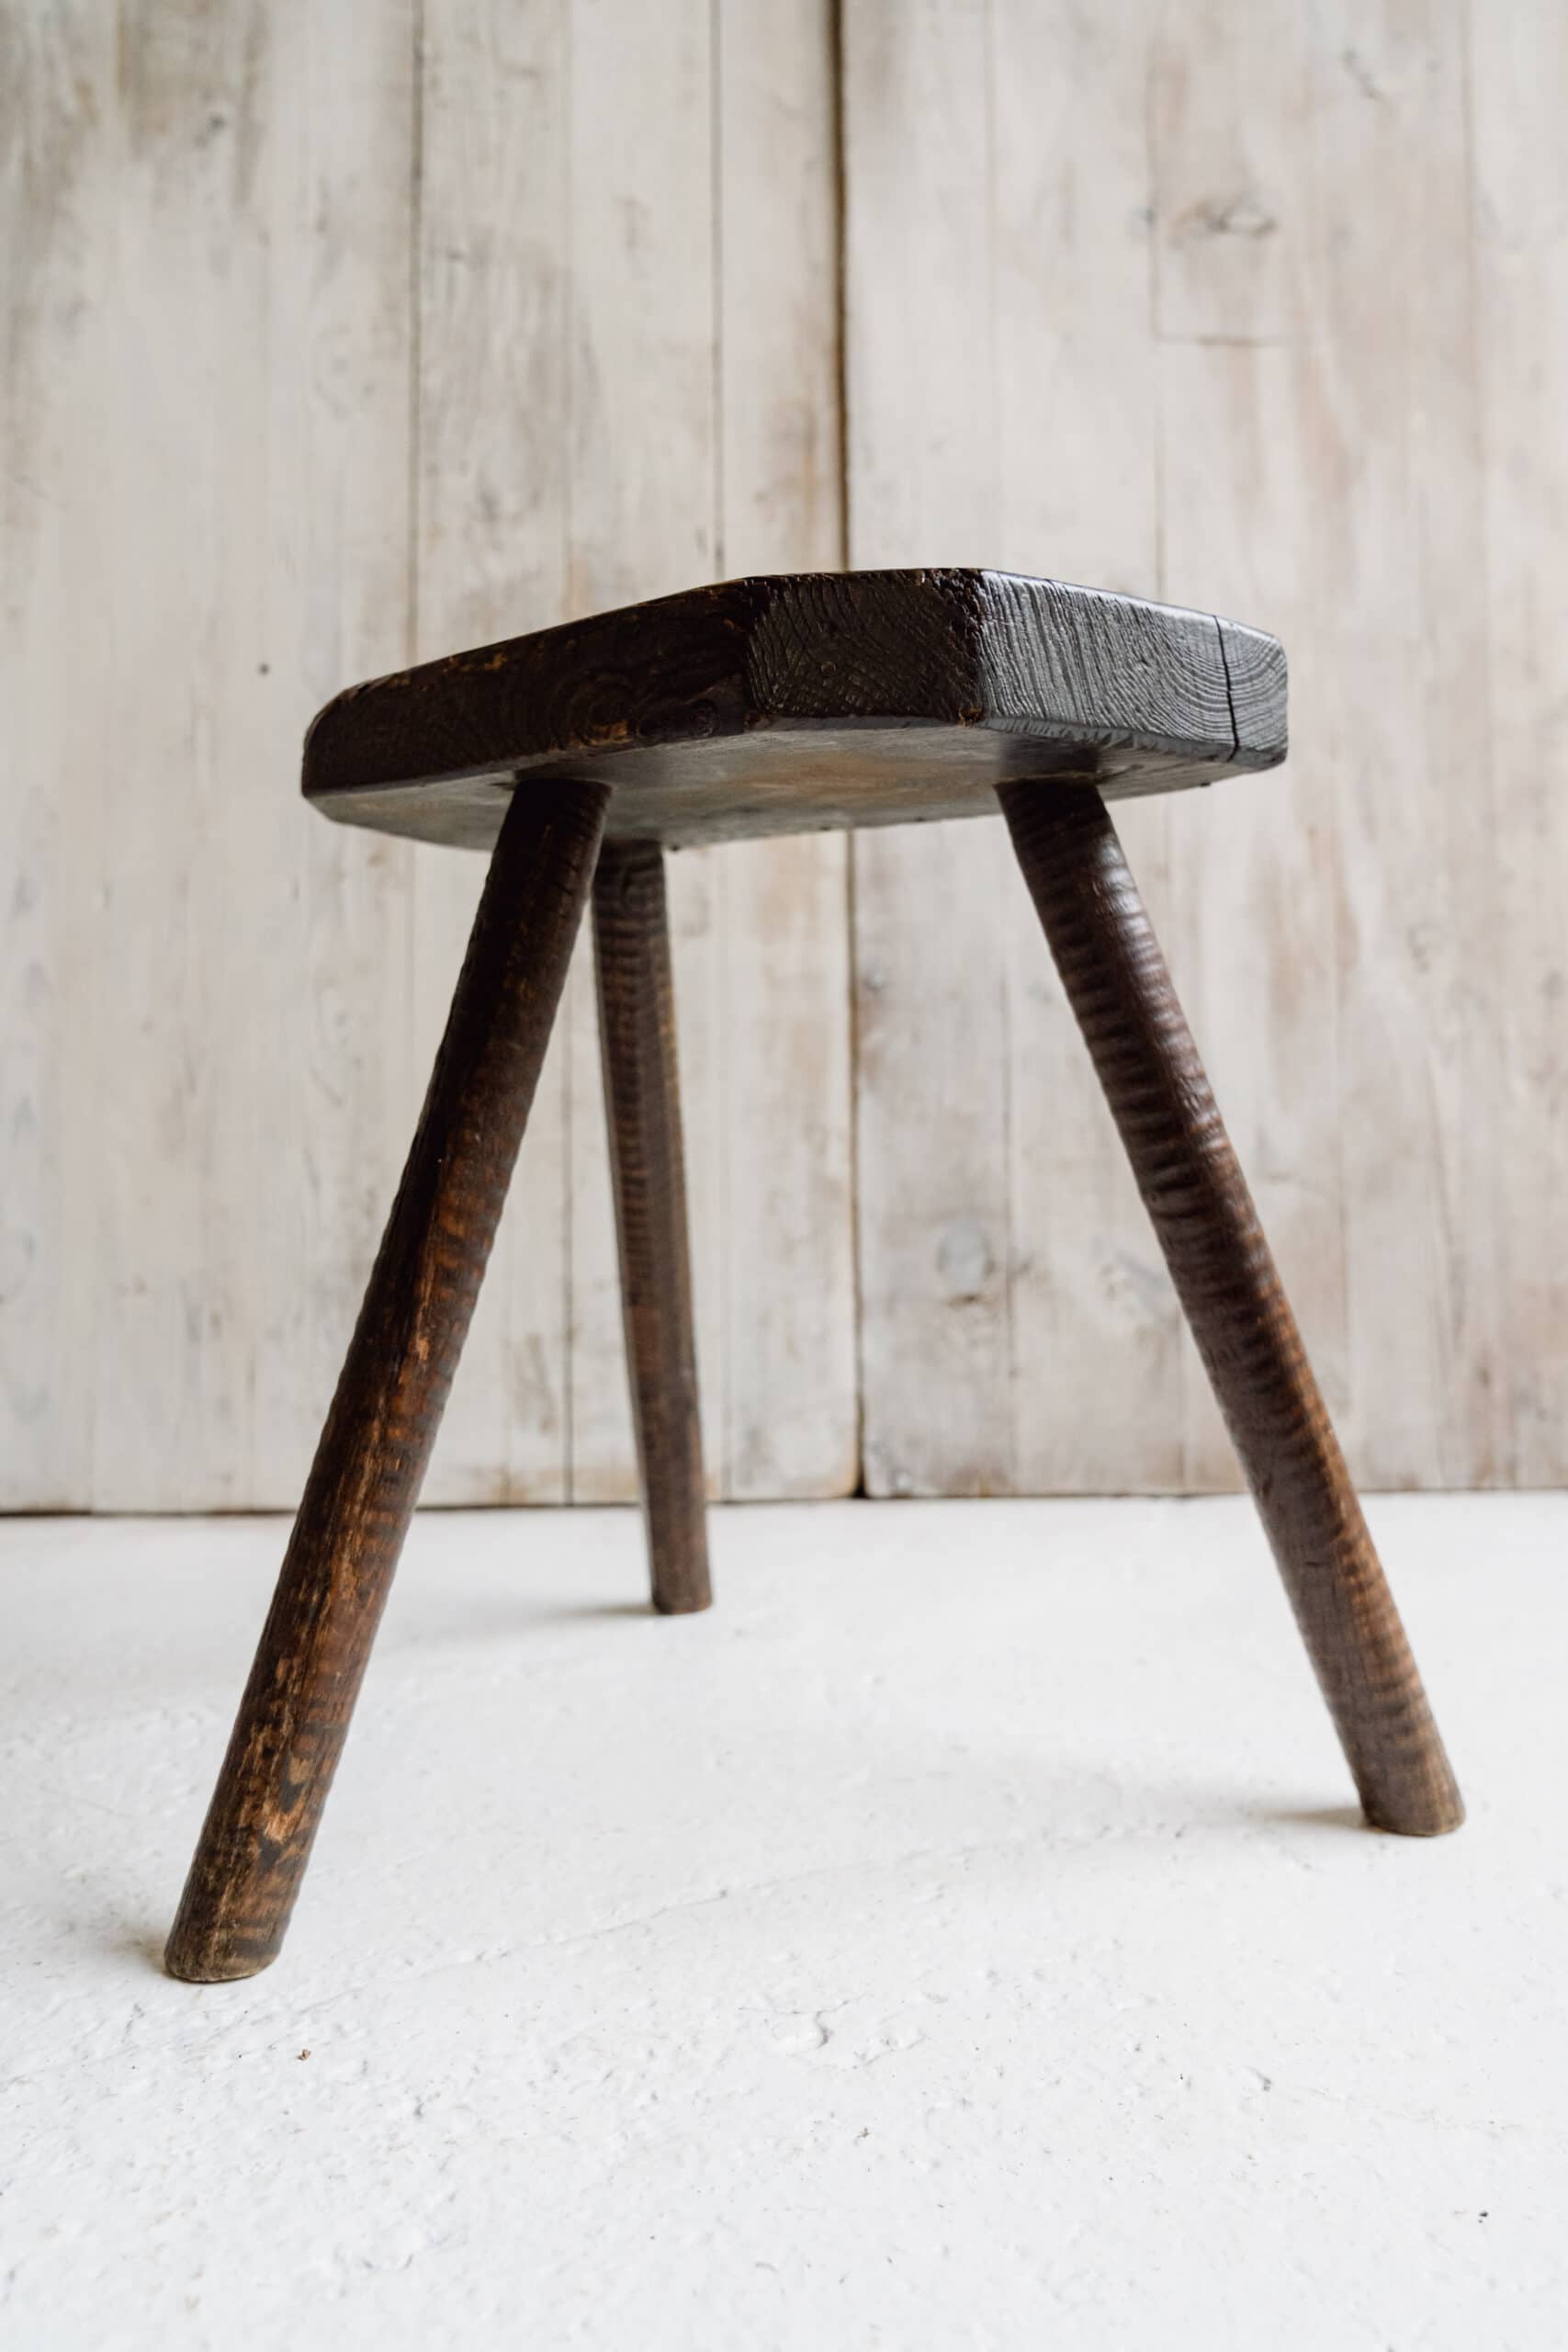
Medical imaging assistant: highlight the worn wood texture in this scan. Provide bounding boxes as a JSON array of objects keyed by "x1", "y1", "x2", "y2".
[
  {"x1": 842, "y1": 0, "x2": 1179, "y2": 1497},
  {"x1": 592, "y1": 842, "x2": 711, "y2": 1614},
  {"x1": 406, "y1": 0, "x2": 575, "y2": 1507},
  {"x1": 409, "y1": 0, "x2": 855, "y2": 1512},
  {"x1": 3, "y1": 1, "x2": 108, "y2": 1507},
  {"x1": 989, "y1": 0, "x2": 1181, "y2": 1495},
  {"x1": 1147, "y1": 0, "x2": 1336, "y2": 1495},
  {"x1": 558, "y1": 0, "x2": 785, "y2": 1514},
  {"x1": 842, "y1": 0, "x2": 1559, "y2": 1495},
  {"x1": 1, "y1": 1, "x2": 418, "y2": 1510},
  {"x1": 1151, "y1": 0, "x2": 1502, "y2": 1492},
  {"x1": 165, "y1": 780, "x2": 609, "y2": 1982},
  {"x1": 1, "y1": 0, "x2": 853, "y2": 1512},
  {"x1": 1472, "y1": 2, "x2": 1568, "y2": 1485},
  {"x1": 305, "y1": 570, "x2": 1282, "y2": 849},
  {"x1": 999, "y1": 782, "x2": 1462, "y2": 1835},
  {"x1": 7, "y1": 0, "x2": 1568, "y2": 1508},
  {"x1": 707, "y1": 1, "x2": 857, "y2": 1499}
]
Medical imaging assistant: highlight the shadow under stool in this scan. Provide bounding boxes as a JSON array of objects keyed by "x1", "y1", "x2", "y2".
[{"x1": 165, "y1": 568, "x2": 1463, "y2": 1983}]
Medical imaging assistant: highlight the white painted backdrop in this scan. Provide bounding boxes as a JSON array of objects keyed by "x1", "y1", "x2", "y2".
[{"x1": 5, "y1": 0, "x2": 1565, "y2": 1508}]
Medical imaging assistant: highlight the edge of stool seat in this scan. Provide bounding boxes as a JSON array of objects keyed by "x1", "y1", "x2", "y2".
[{"x1": 302, "y1": 567, "x2": 1287, "y2": 852}]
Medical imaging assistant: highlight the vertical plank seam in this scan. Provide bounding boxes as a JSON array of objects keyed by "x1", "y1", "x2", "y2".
[
  {"x1": 981, "y1": 0, "x2": 1019, "y2": 1489},
  {"x1": 1314, "y1": 27, "x2": 1361, "y2": 1495},
  {"x1": 710, "y1": 0, "x2": 731, "y2": 1491},
  {"x1": 87, "y1": 9, "x2": 123, "y2": 1506},
  {"x1": 562, "y1": 0, "x2": 577, "y2": 1503},
  {"x1": 833, "y1": 0, "x2": 866, "y2": 1490},
  {"x1": 710, "y1": 0, "x2": 726, "y2": 582},
  {"x1": 1297, "y1": 26, "x2": 1354, "y2": 1501},
  {"x1": 718, "y1": 848, "x2": 733, "y2": 1497},
  {"x1": 845, "y1": 860, "x2": 866, "y2": 1493},
  {"x1": 829, "y1": 0, "x2": 852, "y2": 562},
  {"x1": 243, "y1": 4, "x2": 282, "y2": 1509},
  {"x1": 405, "y1": 0, "x2": 427, "y2": 1463},
  {"x1": 1456, "y1": 0, "x2": 1501, "y2": 1487},
  {"x1": 1470, "y1": 0, "x2": 1510, "y2": 1487},
  {"x1": 1143, "y1": 32, "x2": 1167, "y2": 600},
  {"x1": 1143, "y1": 15, "x2": 1186, "y2": 1486},
  {"x1": 407, "y1": 0, "x2": 425, "y2": 667}
]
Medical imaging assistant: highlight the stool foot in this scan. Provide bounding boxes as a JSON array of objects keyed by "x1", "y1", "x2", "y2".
[
  {"x1": 164, "y1": 779, "x2": 612, "y2": 1981},
  {"x1": 998, "y1": 781, "x2": 1461, "y2": 1838},
  {"x1": 592, "y1": 841, "x2": 712, "y2": 1615}
]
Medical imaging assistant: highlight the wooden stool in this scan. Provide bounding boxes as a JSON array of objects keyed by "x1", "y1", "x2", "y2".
[{"x1": 165, "y1": 569, "x2": 1462, "y2": 1983}]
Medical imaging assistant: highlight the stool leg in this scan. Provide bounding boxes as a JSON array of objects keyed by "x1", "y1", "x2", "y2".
[
  {"x1": 592, "y1": 840, "x2": 712, "y2": 1614},
  {"x1": 165, "y1": 779, "x2": 612, "y2": 1982},
  {"x1": 998, "y1": 781, "x2": 1461, "y2": 1836}
]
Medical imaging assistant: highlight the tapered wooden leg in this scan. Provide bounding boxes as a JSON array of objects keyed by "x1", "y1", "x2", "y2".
[
  {"x1": 998, "y1": 781, "x2": 1462, "y2": 1836},
  {"x1": 592, "y1": 840, "x2": 712, "y2": 1614},
  {"x1": 165, "y1": 780, "x2": 613, "y2": 1982}
]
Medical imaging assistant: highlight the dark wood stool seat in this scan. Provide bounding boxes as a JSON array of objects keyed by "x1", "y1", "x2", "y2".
[
  {"x1": 165, "y1": 568, "x2": 1460, "y2": 1985},
  {"x1": 302, "y1": 569, "x2": 1285, "y2": 847}
]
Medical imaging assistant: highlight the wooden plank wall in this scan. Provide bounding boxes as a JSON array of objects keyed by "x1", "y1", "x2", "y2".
[
  {"x1": 845, "y1": 0, "x2": 1568, "y2": 1495},
  {"x1": 5, "y1": 2, "x2": 423, "y2": 1513},
  {"x1": 409, "y1": 0, "x2": 852, "y2": 1508},
  {"x1": 2, "y1": 0, "x2": 854, "y2": 1510},
  {"x1": 4, "y1": 1, "x2": 1565, "y2": 1507}
]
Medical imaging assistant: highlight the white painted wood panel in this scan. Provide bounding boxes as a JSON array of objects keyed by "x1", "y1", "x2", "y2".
[
  {"x1": 1472, "y1": 0, "x2": 1568, "y2": 1487},
  {"x1": 413, "y1": 0, "x2": 853, "y2": 1508},
  {"x1": 1, "y1": 0, "x2": 852, "y2": 1511},
  {"x1": 558, "y1": 0, "x2": 719, "y2": 1508},
  {"x1": 846, "y1": 0, "x2": 1187, "y2": 1495},
  {"x1": 844, "y1": 0, "x2": 1555, "y2": 1493},
  {"x1": 1299, "y1": 0, "x2": 1499, "y2": 1488},
  {"x1": 3, "y1": 3, "x2": 113, "y2": 1509},
  {"x1": 2, "y1": 1, "x2": 417, "y2": 1512},
  {"x1": 1149, "y1": 0, "x2": 1340, "y2": 1492},
  {"x1": 990, "y1": 0, "x2": 1183, "y2": 1494},
  {"x1": 844, "y1": 0, "x2": 1015, "y2": 1498},
  {"x1": 412, "y1": 0, "x2": 575, "y2": 1504},
  {"x1": 1150, "y1": 0, "x2": 1502, "y2": 1489},
  {"x1": 713, "y1": 0, "x2": 858, "y2": 1499},
  {"x1": 245, "y1": 5, "x2": 423, "y2": 1510},
  {"x1": 5, "y1": 0, "x2": 1565, "y2": 1507}
]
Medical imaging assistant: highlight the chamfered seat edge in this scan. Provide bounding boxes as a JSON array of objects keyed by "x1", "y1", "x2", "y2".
[{"x1": 301, "y1": 567, "x2": 1287, "y2": 851}]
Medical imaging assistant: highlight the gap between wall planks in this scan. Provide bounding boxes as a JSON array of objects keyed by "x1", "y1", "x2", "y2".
[
  {"x1": 1, "y1": 0, "x2": 853, "y2": 1512},
  {"x1": 842, "y1": 0, "x2": 1560, "y2": 1495}
]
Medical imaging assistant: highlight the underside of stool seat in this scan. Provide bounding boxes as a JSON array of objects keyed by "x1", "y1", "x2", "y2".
[{"x1": 303, "y1": 568, "x2": 1288, "y2": 851}]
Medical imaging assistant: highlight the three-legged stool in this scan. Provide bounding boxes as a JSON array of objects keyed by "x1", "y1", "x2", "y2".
[{"x1": 165, "y1": 568, "x2": 1461, "y2": 1983}]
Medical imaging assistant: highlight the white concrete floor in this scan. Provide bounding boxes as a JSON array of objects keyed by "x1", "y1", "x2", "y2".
[{"x1": 2, "y1": 1497, "x2": 1565, "y2": 2349}]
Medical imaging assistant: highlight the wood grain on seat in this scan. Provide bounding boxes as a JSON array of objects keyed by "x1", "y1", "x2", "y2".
[{"x1": 304, "y1": 569, "x2": 1287, "y2": 851}]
